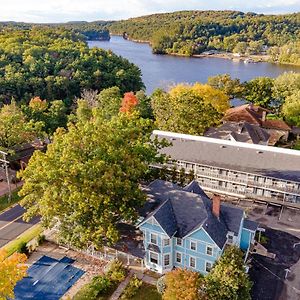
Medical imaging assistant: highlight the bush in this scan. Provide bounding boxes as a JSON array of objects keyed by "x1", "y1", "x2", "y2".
[
  {"x1": 157, "y1": 276, "x2": 166, "y2": 294},
  {"x1": 37, "y1": 234, "x2": 46, "y2": 245},
  {"x1": 73, "y1": 275, "x2": 112, "y2": 300},
  {"x1": 17, "y1": 241, "x2": 28, "y2": 255},
  {"x1": 107, "y1": 259, "x2": 127, "y2": 283},
  {"x1": 120, "y1": 275, "x2": 143, "y2": 300}
]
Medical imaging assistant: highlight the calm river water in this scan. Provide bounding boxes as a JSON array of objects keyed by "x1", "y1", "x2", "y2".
[{"x1": 89, "y1": 36, "x2": 299, "y2": 94}]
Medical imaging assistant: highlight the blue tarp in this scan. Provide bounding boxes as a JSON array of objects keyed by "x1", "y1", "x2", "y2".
[{"x1": 14, "y1": 255, "x2": 85, "y2": 300}]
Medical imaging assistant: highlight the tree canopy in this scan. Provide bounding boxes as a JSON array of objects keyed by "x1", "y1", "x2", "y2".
[
  {"x1": 205, "y1": 246, "x2": 252, "y2": 300},
  {"x1": 0, "y1": 27, "x2": 144, "y2": 106},
  {"x1": 0, "y1": 250, "x2": 27, "y2": 300},
  {"x1": 0, "y1": 102, "x2": 42, "y2": 152},
  {"x1": 151, "y1": 83, "x2": 229, "y2": 135},
  {"x1": 19, "y1": 106, "x2": 165, "y2": 248}
]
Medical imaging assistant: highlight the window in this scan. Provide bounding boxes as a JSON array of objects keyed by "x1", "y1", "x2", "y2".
[
  {"x1": 164, "y1": 254, "x2": 170, "y2": 266},
  {"x1": 189, "y1": 257, "x2": 196, "y2": 268},
  {"x1": 150, "y1": 252, "x2": 158, "y2": 264},
  {"x1": 176, "y1": 252, "x2": 182, "y2": 264},
  {"x1": 206, "y1": 246, "x2": 213, "y2": 256},
  {"x1": 163, "y1": 238, "x2": 170, "y2": 247},
  {"x1": 150, "y1": 233, "x2": 158, "y2": 245},
  {"x1": 205, "y1": 261, "x2": 213, "y2": 272},
  {"x1": 190, "y1": 241, "x2": 197, "y2": 251},
  {"x1": 176, "y1": 238, "x2": 183, "y2": 246}
]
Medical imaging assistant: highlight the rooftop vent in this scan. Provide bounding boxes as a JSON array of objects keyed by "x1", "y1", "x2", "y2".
[
  {"x1": 257, "y1": 151, "x2": 263, "y2": 154},
  {"x1": 220, "y1": 145, "x2": 226, "y2": 149}
]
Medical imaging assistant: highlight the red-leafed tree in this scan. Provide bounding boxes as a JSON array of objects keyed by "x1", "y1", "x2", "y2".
[{"x1": 120, "y1": 92, "x2": 139, "y2": 114}]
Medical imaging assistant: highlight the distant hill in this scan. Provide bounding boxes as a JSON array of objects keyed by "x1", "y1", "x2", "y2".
[{"x1": 107, "y1": 10, "x2": 300, "y2": 64}]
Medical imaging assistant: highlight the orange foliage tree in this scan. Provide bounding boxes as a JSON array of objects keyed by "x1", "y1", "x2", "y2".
[
  {"x1": 163, "y1": 268, "x2": 206, "y2": 300},
  {"x1": 120, "y1": 92, "x2": 139, "y2": 114},
  {"x1": 0, "y1": 250, "x2": 27, "y2": 300},
  {"x1": 29, "y1": 97, "x2": 48, "y2": 111}
]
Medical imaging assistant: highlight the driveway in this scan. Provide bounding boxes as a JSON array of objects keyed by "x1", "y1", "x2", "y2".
[{"x1": 0, "y1": 204, "x2": 39, "y2": 247}]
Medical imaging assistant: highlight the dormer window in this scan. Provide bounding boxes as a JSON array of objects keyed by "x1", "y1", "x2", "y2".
[
  {"x1": 176, "y1": 238, "x2": 183, "y2": 246},
  {"x1": 150, "y1": 233, "x2": 158, "y2": 245}
]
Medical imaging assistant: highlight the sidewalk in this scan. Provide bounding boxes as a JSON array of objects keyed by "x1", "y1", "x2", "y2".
[{"x1": 110, "y1": 273, "x2": 132, "y2": 300}]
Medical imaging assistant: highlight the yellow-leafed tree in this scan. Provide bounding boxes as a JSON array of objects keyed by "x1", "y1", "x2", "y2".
[{"x1": 0, "y1": 250, "x2": 27, "y2": 300}]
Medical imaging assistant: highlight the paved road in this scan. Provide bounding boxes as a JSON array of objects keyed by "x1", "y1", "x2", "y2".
[{"x1": 0, "y1": 204, "x2": 39, "y2": 247}]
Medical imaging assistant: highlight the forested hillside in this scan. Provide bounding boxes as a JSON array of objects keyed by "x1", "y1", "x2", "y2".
[
  {"x1": 108, "y1": 10, "x2": 300, "y2": 64},
  {"x1": 0, "y1": 27, "x2": 143, "y2": 105}
]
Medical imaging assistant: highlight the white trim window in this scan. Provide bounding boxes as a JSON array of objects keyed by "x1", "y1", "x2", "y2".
[
  {"x1": 190, "y1": 240, "x2": 197, "y2": 251},
  {"x1": 163, "y1": 238, "x2": 170, "y2": 247},
  {"x1": 150, "y1": 233, "x2": 158, "y2": 245},
  {"x1": 205, "y1": 261, "x2": 213, "y2": 272},
  {"x1": 189, "y1": 256, "x2": 196, "y2": 268},
  {"x1": 206, "y1": 245, "x2": 213, "y2": 256},
  {"x1": 176, "y1": 252, "x2": 182, "y2": 264},
  {"x1": 149, "y1": 252, "x2": 158, "y2": 264},
  {"x1": 164, "y1": 254, "x2": 170, "y2": 266},
  {"x1": 176, "y1": 238, "x2": 183, "y2": 246}
]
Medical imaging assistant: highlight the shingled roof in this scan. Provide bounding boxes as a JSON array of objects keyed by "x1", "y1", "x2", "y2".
[
  {"x1": 140, "y1": 180, "x2": 245, "y2": 249},
  {"x1": 153, "y1": 130, "x2": 300, "y2": 182},
  {"x1": 205, "y1": 121, "x2": 270, "y2": 145}
]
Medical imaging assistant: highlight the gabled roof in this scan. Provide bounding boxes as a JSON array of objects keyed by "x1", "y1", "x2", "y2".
[
  {"x1": 243, "y1": 219, "x2": 259, "y2": 232},
  {"x1": 139, "y1": 180, "x2": 246, "y2": 249},
  {"x1": 205, "y1": 121, "x2": 270, "y2": 145}
]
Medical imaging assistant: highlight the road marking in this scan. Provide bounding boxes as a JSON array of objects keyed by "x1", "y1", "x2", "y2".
[{"x1": 0, "y1": 215, "x2": 23, "y2": 231}]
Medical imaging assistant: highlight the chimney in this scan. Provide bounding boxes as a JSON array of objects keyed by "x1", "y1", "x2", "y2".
[
  {"x1": 262, "y1": 111, "x2": 267, "y2": 122},
  {"x1": 212, "y1": 195, "x2": 221, "y2": 219}
]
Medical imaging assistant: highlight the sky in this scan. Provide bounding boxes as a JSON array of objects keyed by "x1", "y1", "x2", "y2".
[{"x1": 0, "y1": 0, "x2": 299, "y2": 23}]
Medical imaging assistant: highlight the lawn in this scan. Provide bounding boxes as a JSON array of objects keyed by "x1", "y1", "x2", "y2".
[
  {"x1": 2, "y1": 224, "x2": 42, "y2": 257},
  {"x1": 0, "y1": 189, "x2": 21, "y2": 212},
  {"x1": 130, "y1": 283, "x2": 162, "y2": 300}
]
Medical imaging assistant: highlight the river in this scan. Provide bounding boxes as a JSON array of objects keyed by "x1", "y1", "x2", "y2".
[{"x1": 89, "y1": 36, "x2": 299, "y2": 94}]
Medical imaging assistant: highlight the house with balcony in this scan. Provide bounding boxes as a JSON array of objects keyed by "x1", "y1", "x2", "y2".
[
  {"x1": 138, "y1": 180, "x2": 258, "y2": 274},
  {"x1": 153, "y1": 130, "x2": 300, "y2": 206}
]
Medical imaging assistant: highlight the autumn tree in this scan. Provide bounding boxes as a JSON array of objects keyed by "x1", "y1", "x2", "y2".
[
  {"x1": 151, "y1": 83, "x2": 229, "y2": 135},
  {"x1": 0, "y1": 102, "x2": 42, "y2": 151},
  {"x1": 163, "y1": 268, "x2": 206, "y2": 300},
  {"x1": 23, "y1": 97, "x2": 67, "y2": 135},
  {"x1": 120, "y1": 92, "x2": 139, "y2": 114},
  {"x1": 0, "y1": 250, "x2": 27, "y2": 300},
  {"x1": 205, "y1": 246, "x2": 252, "y2": 300},
  {"x1": 19, "y1": 108, "x2": 166, "y2": 248}
]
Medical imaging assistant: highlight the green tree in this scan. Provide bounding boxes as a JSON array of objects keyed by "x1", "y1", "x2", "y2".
[
  {"x1": 282, "y1": 90, "x2": 300, "y2": 126},
  {"x1": 0, "y1": 102, "x2": 42, "y2": 151},
  {"x1": 207, "y1": 74, "x2": 244, "y2": 99},
  {"x1": 151, "y1": 83, "x2": 228, "y2": 135},
  {"x1": 19, "y1": 108, "x2": 165, "y2": 248},
  {"x1": 244, "y1": 77, "x2": 274, "y2": 108},
  {"x1": 233, "y1": 42, "x2": 247, "y2": 54},
  {"x1": 273, "y1": 72, "x2": 300, "y2": 106},
  {"x1": 205, "y1": 246, "x2": 252, "y2": 300}
]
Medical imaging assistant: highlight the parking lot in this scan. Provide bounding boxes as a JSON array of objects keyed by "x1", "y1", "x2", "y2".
[{"x1": 234, "y1": 200, "x2": 300, "y2": 300}]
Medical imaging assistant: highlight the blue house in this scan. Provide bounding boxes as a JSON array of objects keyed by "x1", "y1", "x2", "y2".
[{"x1": 138, "y1": 180, "x2": 258, "y2": 274}]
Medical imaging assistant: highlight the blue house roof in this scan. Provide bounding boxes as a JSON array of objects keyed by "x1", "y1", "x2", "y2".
[{"x1": 140, "y1": 180, "x2": 247, "y2": 249}]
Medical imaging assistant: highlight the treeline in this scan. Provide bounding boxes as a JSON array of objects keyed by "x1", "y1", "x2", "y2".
[
  {"x1": 0, "y1": 21, "x2": 111, "y2": 41},
  {"x1": 108, "y1": 10, "x2": 300, "y2": 64},
  {"x1": 0, "y1": 27, "x2": 143, "y2": 106}
]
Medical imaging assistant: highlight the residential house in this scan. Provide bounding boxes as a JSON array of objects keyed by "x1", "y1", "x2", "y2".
[
  {"x1": 138, "y1": 180, "x2": 258, "y2": 274},
  {"x1": 222, "y1": 104, "x2": 291, "y2": 145},
  {"x1": 205, "y1": 121, "x2": 270, "y2": 145},
  {"x1": 152, "y1": 130, "x2": 300, "y2": 205}
]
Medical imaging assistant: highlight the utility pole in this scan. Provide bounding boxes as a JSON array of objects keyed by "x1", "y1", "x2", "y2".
[{"x1": 0, "y1": 150, "x2": 12, "y2": 202}]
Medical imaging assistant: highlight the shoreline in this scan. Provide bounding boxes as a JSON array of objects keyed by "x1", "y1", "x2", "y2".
[{"x1": 95, "y1": 35, "x2": 300, "y2": 66}]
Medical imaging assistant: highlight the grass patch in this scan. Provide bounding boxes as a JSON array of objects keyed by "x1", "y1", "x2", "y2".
[
  {"x1": 130, "y1": 283, "x2": 162, "y2": 300},
  {"x1": 0, "y1": 189, "x2": 21, "y2": 212},
  {"x1": 2, "y1": 224, "x2": 42, "y2": 257}
]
